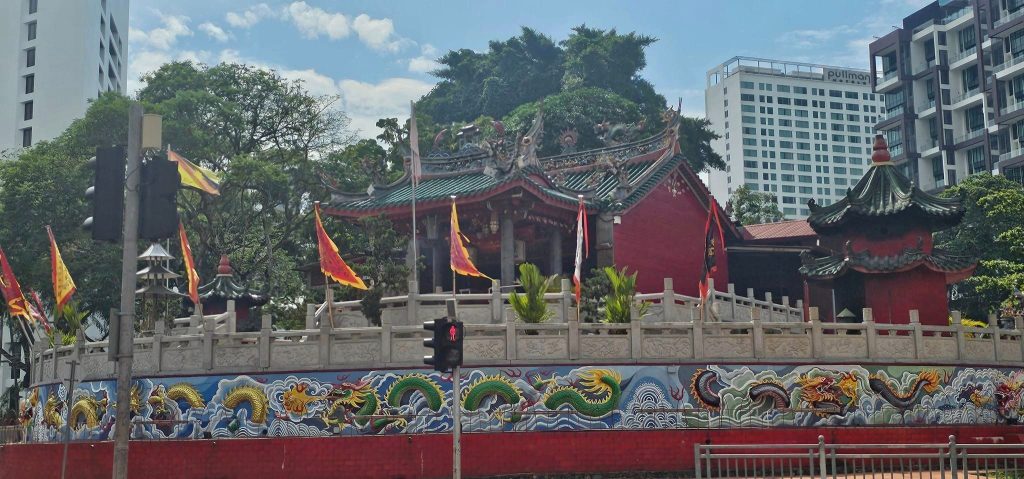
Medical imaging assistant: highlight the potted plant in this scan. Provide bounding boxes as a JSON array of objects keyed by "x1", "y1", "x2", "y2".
[
  {"x1": 509, "y1": 263, "x2": 556, "y2": 333},
  {"x1": 602, "y1": 266, "x2": 649, "y2": 332}
]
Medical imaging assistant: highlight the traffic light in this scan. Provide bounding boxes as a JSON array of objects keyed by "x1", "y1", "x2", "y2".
[
  {"x1": 138, "y1": 155, "x2": 181, "y2": 240},
  {"x1": 83, "y1": 145, "x2": 126, "y2": 242},
  {"x1": 423, "y1": 318, "x2": 464, "y2": 372}
]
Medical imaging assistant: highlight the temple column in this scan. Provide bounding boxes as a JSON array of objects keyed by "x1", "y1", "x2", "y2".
[
  {"x1": 549, "y1": 227, "x2": 563, "y2": 276},
  {"x1": 595, "y1": 212, "x2": 615, "y2": 268},
  {"x1": 500, "y1": 211, "x2": 515, "y2": 286}
]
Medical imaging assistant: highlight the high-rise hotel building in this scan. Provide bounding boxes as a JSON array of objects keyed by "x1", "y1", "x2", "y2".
[
  {"x1": 869, "y1": 0, "x2": 1024, "y2": 189},
  {"x1": 706, "y1": 57, "x2": 884, "y2": 219},
  {"x1": 0, "y1": 0, "x2": 129, "y2": 153}
]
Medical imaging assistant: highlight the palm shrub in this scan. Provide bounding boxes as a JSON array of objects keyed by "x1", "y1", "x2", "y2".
[
  {"x1": 509, "y1": 263, "x2": 556, "y2": 323},
  {"x1": 602, "y1": 266, "x2": 650, "y2": 323}
]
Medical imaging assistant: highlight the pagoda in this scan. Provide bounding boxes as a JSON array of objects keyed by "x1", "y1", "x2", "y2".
[
  {"x1": 323, "y1": 108, "x2": 738, "y2": 295},
  {"x1": 197, "y1": 255, "x2": 269, "y2": 332},
  {"x1": 799, "y1": 135, "x2": 976, "y2": 325}
]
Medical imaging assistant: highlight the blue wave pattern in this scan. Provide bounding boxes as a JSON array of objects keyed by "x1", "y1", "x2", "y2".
[{"x1": 22, "y1": 364, "x2": 1024, "y2": 442}]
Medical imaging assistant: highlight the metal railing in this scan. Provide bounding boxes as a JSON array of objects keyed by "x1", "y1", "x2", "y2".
[
  {"x1": 879, "y1": 106, "x2": 905, "y2": 121},
  {"x1": 949, "y1": 45, "x2": 978, "y2": 65},
  {"x1": 1003, "y1": 98, "x2": 1024, "y2": 115},
  {"x1": 994, "y1": 53, "x2": 1024, "y2": 73},
  {"x1": 880, "y1": 70, "x2": 899, "y2": 83},
  {"x1": 889, "y1": 143, "x2": 904, "y2": 157},
  {"x1": 950, "y1": 87, "x2": 981, "y2": 105},
  {"x1": 995, "y1": 7, "x2": 1024, "y2": 28},
  {"x1": 912, "y1": 59, "x2": 936, "y2": 75},
  {"x1": 0, "y1": 425, "x2": 25, "y2": 444},
  {"x1": 916, "y1": 98, "x2": 936, "y2": 112},
  {"x1": 918, "y1": 137, "x2": 939, "y2": 151},
  {"x1": 695, "y1": 435, "x2": 1024, "y2": 479},
  {"x1": 955, "y1": 128, "x2": 985, "y2": 143},
  {"x1": 999, "y1": 148, "x2": 1024, "y2": 162},
  {"x1": 941, "y1": 6, "x2": 972, "y2": 25}
]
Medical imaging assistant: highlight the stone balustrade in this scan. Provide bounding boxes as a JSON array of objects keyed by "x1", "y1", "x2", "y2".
[{"x1": 31, "y1": 300, "x2": 1024, "y2": 386}]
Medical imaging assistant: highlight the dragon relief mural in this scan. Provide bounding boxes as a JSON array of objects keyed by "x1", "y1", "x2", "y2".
[{"x1": 21, "y1": 364, "x2": 1024, "y2": 442}]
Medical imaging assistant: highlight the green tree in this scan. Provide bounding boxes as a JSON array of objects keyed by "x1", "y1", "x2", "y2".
[
  {"x1": 678, "y1": 117, "x2": 725, "y2": 173},
  {"x1": 727, "y1": 185, "x2": 785, "y2": 225},
  {"x1": 937, "y1": 174, "x2": 1024, "y2": 318},
  {"x1": 351, "y1": 215, "x2": 412, "y2": 326},
  {"x1": 502, "y1": 87, "x2": 644, "y2": 155}
]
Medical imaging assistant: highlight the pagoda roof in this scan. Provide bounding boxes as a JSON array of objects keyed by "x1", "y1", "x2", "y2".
[
  {"x1": 198, "y1": 255, "x2": 269, "y2": 306},
  {"x1": 806, "y1": 136, "x2": 965, "y2": 234},
  {"x1": 324, "y1": 109, "x2": 733, "y2": 227},
  {"x1": 799, "y1": 241, "x2": 976, "y2": 284}
]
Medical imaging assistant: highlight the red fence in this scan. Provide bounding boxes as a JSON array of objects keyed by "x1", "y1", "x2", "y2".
[{"x1": 2, "y1": 425, "x2": 1021, "y2": 479}]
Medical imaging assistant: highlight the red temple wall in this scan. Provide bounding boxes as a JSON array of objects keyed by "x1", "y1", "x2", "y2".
[
  {"x1": 864, "y1": 268, "x2": 950, "y2": 325},
  {"x1": 822, "y1": 225, "x2": 934, "y2": 257},
  {"x1": 2, "y1": 426, "x2": 1018, "y2": 479},
  {"x1": 613, "y1": 177, "x2": 728, "y2": 295}
]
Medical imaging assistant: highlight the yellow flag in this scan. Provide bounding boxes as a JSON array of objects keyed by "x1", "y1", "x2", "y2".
[{"x1": 46, "y1": 226, "x2": 76, "y2": 309}]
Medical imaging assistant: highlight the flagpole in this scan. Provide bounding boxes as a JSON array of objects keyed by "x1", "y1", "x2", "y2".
[
  {"x1": 325, "y1": 274, "x2": 335, "y2": 329},
  {"x1": 576, "y1": 195, "x2": 583, "y2": 322},
  {"x1": 410, "y1": 101, "x2": 419, "y2": 288}
]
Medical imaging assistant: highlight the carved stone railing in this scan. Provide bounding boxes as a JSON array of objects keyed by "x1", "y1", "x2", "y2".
[
  {"x1": 31, "y1": 303, "x2": 1024, "y2": 386},
  {"x1": 308, "y1": 278, "x2": 804, "y2": 328}
]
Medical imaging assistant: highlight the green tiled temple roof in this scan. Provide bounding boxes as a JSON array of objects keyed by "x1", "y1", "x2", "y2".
[
  {"x1": 806, "y1": 138, "x2": 964, "y2": 234},
  {"x1": 324, "y1": 110, "x2": 704, "y2": 216},
  {"x1": 799, "y1": 246, "x2": 976, "y2": 281}
]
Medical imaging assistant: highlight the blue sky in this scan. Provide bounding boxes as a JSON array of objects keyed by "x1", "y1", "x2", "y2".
[{"x1": 128, "y1": 0, "x2": 931, "y2": 137}]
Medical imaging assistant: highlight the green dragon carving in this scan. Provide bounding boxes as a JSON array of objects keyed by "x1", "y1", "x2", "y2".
[
  {"x1": 322, "y1": 374, "x2": 443, "y2": 431},
  {"x1": 541, "y1": 369, "x2": 622, "y2": 418},
  {"x1": 462, "y1": 374, "x2": 525, "y2": 422}
]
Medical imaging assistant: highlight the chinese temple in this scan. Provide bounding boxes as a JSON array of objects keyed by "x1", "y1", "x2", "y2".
[
  {"x1": 799, "y1": 135, "x2": 977, "y2": 325},
  {"x1": 324, "y1": 109, "x2": 738, "y2": 295}
]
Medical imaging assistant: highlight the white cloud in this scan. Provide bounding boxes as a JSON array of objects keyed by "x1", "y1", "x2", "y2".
[
  {"x1": 338, "y1": 78, "x2": 432, "y2": 136},
  {"x1": 127, "y1": 49, "x2": 212, "y2": 94},
  {"x1": 407, "y1": 43, "x2": 441, "y2": 73},
  {"x1": 352, "y1": 14, "x2": 404, "y2": 52},
  {"x1": 130, "y1": 14, "x2": 192, "y2": 50},
  {"x1": 779, "y1": 25, "x2": 856, "y2": 49},
  {"x1": 198, "y1": 22, "x2": 230, "y2": 42},
  {"x1": 225, "y1": 3, "x2": 275, "y2": 29},
  {"x1": 286, "y1": 1, "x2": 351, "y2": 40}
]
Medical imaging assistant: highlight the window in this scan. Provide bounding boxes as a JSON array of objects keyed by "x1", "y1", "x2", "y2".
[
  {"x1": 847, "y1": 114, "x2": 860, "y2": 122},
  {"x1": 741, "y1": 93, "x2": 755, "y2": 101},
  {"x1": 781, "y1": 163, "x2": 795, "y2": 171},
  {"x1": 25, "y1": 48, "x2": 35, "y2": 67},
  {"x1": 833, "y1": 145, "x2": 846, "y2": 153},
  {"x1": 961, "y1": 67, "x2": 978, "y2": 92},
  {"x1": 27, "y1": 21, "x2": 36, "y2": 41},
  {"x1": 795, "y1": 98, "x2": 808, "y2": 106},
  {"x1": 795, "y1": 110, "x2": 809, "y2": 117},
  {"x1": 742, "y1": 127, "x2": 756, "y2": 135},
  {"x1": 834, "y1": 167, "x2": 847, "y2": 175},
  {"x1": 797, "y1": 142, "x2": 810, "y2": 150},
  {"x1": 847, "y1": 125, "x2": 861, "y2": 133},
  {"x1": 741, "y1": 81, "x2": 754, "y2": 89},
  {"x1": 21, "y1": 128, "x2": 31, "y2": 147},
  {"x1": 779, "y1": 130, "x2": 793, "y2": 138},
  {"x1": 796, "y1": 131, "x2": 810, "y2": 139},
  {"x1": 29, "y1": 0, "x2": 37, "y2": 14},
  {"x1": 780, "y1": 140, "x2": 793, "y2": 149},
  {"x1": 781, "y1": 174, "x2": 795, "y2": 182},
  {"x1": 743, "y1": 149, "x2": 758, "y2": 157},
  {"x1": 742, "y1": 115, "x2": 755, "y2": 124},
  {"x1": 778, "y1": 97, "x2": 791, "y2": 105},
  {"x1": 799, "y1": 175, "x2": 812, "y2": 182},
  {"x1": 836, "y1": 178, "x2": 848, "y2": 186},
  {"x1": 844, "y1": 91, "x2": 858, "y2": 99},
  {"x1": 743, "y1": 160, "x2": 758, "y2": 168},
  {"x1": 798, "y1": 164, "x2": 812, "y2": 172},
  {"x1": 782, "y1": 196, "x2": 796, "y2": 204},
  {"x1": 759, "y1": 83, "x2": 773, "y2": 91},
  {"x1": 967, "y1": 146, "x2": 986, "y2": 173},
  {"x1": 778, "y1": 108, "x2": 791, "y2": 116},
  {"x1": 831, "y1": 112, "x2": 844, "y2": 121},
  {"x1": 744, "y1": 172, "x2": 759, "y2": 180},
  {"x1": 23, "y1": 101, "x2": 32, "y2": 121},
  {"x1": 779, "y1": 119, "x2": 793, "y2": 127},
  {"x1": 958, "y1": 25, "x2": 976, "y2": 52},
  {"x1": 793, "y1": 86, "x2": 807, "y2": 94},
  {"x1": 851, "y1": 168, "x2": 864, "y2": 175},
  {"x1": 830, "y1": 101, "x2": 843, "y2": 109},
  {"x1": 965, "y1": 105, "x2": 984, "y2": 131},
  {"x1": 829, "y1": 90, "x2": 842, "y2": 97},
  {"x1": 795, "y1": 120, "x2": 809, "y2": 128},
  {"x1": 846, "y1": 103, "x2": 859, "y2": 111},
  {"x1": 24, "y1": 74, "x2": 33, "y2": 94}
]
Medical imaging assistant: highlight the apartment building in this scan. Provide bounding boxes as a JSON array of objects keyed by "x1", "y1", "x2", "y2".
[
  {"x1": 706, "y1": 57, "x2": 884, "y2": 219},
  {"x1": 869, "y1": 0, "x2": 1024, "y2": 189},
  {"x1": 0, "y1": 0, "x2": 129, "y2": 153}
]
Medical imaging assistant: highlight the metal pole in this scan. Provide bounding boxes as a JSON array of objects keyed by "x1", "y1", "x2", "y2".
[
  {"x1": 60, "y1": 360, "x2": 77, "y2": 479},
  {"x1": 452, "y1": 364, "x2": 461, "y2": 479},
  {"x1": 112, "y1": 102, "x2": 143, "y2": 479}
]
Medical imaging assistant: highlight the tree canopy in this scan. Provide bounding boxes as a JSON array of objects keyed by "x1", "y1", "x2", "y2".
[
  {"x1": 937, "y1": 174, "x2": 1024, "y2": 319},
  {"x1": 727, "y1": 185, "x2": 786, "y2": 225},
  {"x1": 411, "y1": 25, "x2": 723, "y2": 172}
]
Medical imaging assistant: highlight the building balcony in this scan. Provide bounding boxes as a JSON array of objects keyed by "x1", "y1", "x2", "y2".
[
  {"x1": 954, "y1": 128, "x2": 985, "y2": 144},
  {"x1": 999, "y1": 148, "x2": 1024, "y2": 164},
  {"x1": 948, "y1": 46, "x2": 978, "y2": 69},
  {"x1": 949, "y1": 87, "x2": 982, "y2": 108},
  {"x1": 890, "y1": 143, "x2": 904, "y2": 157},
  {"x1": 941, "y1": 6, "x2": 972, "y2": 26},
  {"x1": 911, "y1": 59, "x2": 936, "y2": 75},
  {"x1": 995, "y1": 8, "x2": 1024, "y2": 28},
  {"x1": 994, "y1": 54, "x2": 1024, "y2": 79},
  {"x1": 879, "y1": 106, "x2": 905, "y2": 122},
  {"x1": 876, "y1": 70, "x2": 901, "y2": 91},
  {"x1": 916, "y1": 98, "x2": 937, "y2": 116},
  {"x1": 1001, "y1": 98, "x2": 1024, "y2": 116},
  {"x1": 918, "y1": 137, "x2": 939, "y2": 153}
]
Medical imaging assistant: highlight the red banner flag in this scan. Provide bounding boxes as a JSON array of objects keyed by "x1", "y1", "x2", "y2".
[
  {"x1": 449, "y1": 199, "x2": 491, "y2": 280},
  {"x1": 699, "y1": 204, "x2": 726, "y2": 300},
  {"x1": 0, "y1": 246, "x2": 31, "y2": 321},
  {"x1": 178, "y1": 222, "x2": 200, "y2": 305},
  {"x1": 315, "y1": 203, "x2": 367, "y2": 290}
]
